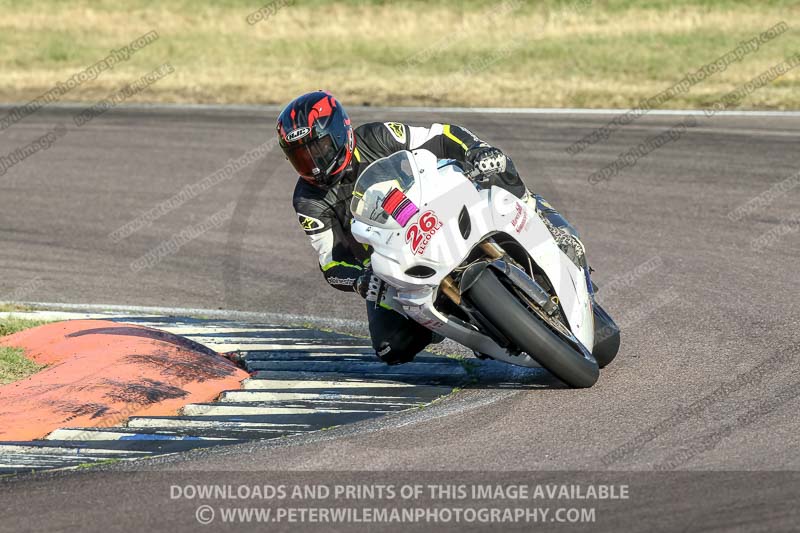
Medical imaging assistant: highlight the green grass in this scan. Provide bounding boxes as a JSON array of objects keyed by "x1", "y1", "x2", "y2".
[
  {"x1": 0, "y1": 0, "x2": 798, "y2": 108},
  {"x1": 0, "y1": 304, "x2": 34, "y2": 313},
  {"x1": 0, "y1": 314, "x2": 49, "y2": 384},
  {"x1": 0, "y1": 346, "x2": 43, "y2": 385},
  {"x1": 0, "y1": 316, "x2": 49, "y2": 337},
  {"x1": 73, "y1": 458, "x2": 123, "y2": 470}
]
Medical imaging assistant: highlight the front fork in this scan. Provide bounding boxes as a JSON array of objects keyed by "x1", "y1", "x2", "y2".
[
  {"x1": 441, "y1": 241, "x2": 558, "y2": 315},
  {"x1": 440, "y1": 242, "x2": 501, "y2": 305}
]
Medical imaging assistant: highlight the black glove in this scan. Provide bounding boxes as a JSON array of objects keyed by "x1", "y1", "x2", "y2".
[
  {"x1": 465, "y1": 143, "x2": 507, "y2": 177},
  {"x1": 354, "y1": 265, "x2": 382, "y2": 302}
]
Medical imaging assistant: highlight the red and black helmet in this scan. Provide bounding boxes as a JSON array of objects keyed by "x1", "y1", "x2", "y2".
[{"x1": 277, "y1": 91, "x2": 355, "y2": 187}]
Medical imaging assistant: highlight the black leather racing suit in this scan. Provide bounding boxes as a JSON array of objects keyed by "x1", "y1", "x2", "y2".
[{"x1": 292, "y1": 121, "x2": 525, "y2": 364}]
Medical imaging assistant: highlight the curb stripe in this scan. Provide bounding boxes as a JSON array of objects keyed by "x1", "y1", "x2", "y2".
[{"x1": 0, "y1": 310, "x2": 462, "y2": 473}]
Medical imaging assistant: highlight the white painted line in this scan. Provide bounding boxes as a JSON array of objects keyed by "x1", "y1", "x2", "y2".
[
  {"x1": 0, "y1": 463, "x2": 61, "y2": 469},
  {"x1": 1, "y1": 301, "x2": 371, "y2": 332},
  {"x1": 186, "y1": 337, "x2": 354, "y2": 344},
  {"x1": 220, "y1": 391, "x2": 409, "y2": 402},
  {"x1": 251, "y1": 370, "x2": 428, "y2": 381},
  {"x1": 388, "y1": 107, "x2": 800, "y2": 117},
  {"x1": 0, "y1": 311, "x2": 120, "y2": 321},
  {"x1": 180, "y1": 404, "x2": 398, "y2": 416},
  {"x1": 249, "y1": 361, "x2": 465, "y2": 377},
  {"x1": 0, "y1": 445, "x2": 149, "y2": 456},
  {"x1": 3, "y1": 102, "x2": 799, "y2": 117},
  {"x1": 0, "y1": 459, "x2": 113, "y2": 469},
  {"x1": 209, "y1": 343, "x2": 373, "y2": 352},
  {"x1": 242, "y1": 379, "x2": 415, "y2": 389},
  {"x1": 241, "y1": 352, "x2": 374, "y2": 359},
  {"x1": 45, "y1": 429, "x2": 234, "y2": 441},
  {"x1": 155, "y1": 327, "x2": 308, "y2": 335},
  {"x1": 126, "y1": 418, "x2": 312, "y2": 429}
]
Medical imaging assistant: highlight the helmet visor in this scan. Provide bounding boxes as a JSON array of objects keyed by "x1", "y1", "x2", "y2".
[{"x1": 285, "y1": 135, "x2": 339, "y2": 180}]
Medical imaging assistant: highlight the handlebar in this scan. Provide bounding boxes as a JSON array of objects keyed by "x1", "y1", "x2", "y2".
[{"x1": 463, "y1": 167, "x2": 483, "y2": 181}]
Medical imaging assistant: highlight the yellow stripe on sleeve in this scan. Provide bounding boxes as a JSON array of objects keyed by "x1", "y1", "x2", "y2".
[{"x1": 443, "y1": 124, "x2": 469, "y2": 152}]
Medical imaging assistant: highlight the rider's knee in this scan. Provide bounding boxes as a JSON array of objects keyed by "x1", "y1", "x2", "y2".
[
  {"x1": 373, "y1": 327, "x2": 431, "y2": 366},
  {"x1": 375, "y1": 342, "x2": 418, "y2": 365}
]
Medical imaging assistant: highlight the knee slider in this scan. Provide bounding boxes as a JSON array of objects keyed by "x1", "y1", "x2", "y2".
[{"x1": 374, "y1": 327, "x2": 431, "y2": 365}]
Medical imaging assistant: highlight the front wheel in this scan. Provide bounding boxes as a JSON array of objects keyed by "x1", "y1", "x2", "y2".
[
  {"x1": 466, "y1": 269, "x2": 599, "y2": 388},
  {"x1": 592, "y1": 303, "x2": 620, "y2": 368}
]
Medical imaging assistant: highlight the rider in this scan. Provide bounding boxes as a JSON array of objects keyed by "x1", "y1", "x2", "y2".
[{"x1": 277, "y1": 91, "x2": 584, "y2": 365}]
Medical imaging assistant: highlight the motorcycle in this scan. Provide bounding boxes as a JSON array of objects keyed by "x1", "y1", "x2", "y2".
[{"x1": 350, "y1": 149, "x2": 619, "y2": 388}]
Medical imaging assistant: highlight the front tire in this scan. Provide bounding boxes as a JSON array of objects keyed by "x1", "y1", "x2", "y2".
[
  {"x1": 466, "y1": 269, "x2": 599, "y2": 388},
  {"x1": 592, "y1": 303, "x2": 620, "y2": 368}
]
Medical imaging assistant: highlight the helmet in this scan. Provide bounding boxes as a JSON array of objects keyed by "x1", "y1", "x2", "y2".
[{"x1": 277, "y1": 91, "x2": 355, "y2": 187}]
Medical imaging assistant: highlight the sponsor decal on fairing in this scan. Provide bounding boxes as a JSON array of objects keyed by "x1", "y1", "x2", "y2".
[{"x1": 405, "y1": 210, "x2": 443, "y2": 256}]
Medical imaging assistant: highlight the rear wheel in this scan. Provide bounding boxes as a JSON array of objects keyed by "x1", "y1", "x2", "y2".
[{"x1": 466, "y1": 268, "x2": 599, "y2": 388}]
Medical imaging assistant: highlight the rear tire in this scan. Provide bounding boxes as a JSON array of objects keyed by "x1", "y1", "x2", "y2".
[{"x1": 467, "y1": 269, "x2": 599, "y2": 388}]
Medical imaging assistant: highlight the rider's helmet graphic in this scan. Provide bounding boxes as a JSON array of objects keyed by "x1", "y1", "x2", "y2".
[{"x1": 277, "y1": 91, "x2": 355, "y2": 188}]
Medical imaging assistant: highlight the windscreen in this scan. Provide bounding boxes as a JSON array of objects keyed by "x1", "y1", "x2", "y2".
[{"x1": 351, "y1": 151, "x2": 420, "y2": 229}]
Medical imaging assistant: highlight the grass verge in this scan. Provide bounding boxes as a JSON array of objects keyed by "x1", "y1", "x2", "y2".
[
  {"x1": 0, "y1": 315, "x2": 49, "y2": 384},
  {"x1": 0, "y1": 304, "x2": 35, "y2": 313},
  {"x1": 0, "y1": 316, "x2": 49, "y2": 337},
  {"x1": 0, "y1": 346, "x2": 43, "y2": 385},
  {"x1": 0, "y1": 0, "x2": 797, "y2": 108}
]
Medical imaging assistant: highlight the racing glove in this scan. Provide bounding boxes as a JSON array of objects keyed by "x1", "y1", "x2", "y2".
[
  {"x1": 465, "y1": 143, "x2": 507, "y2": 177},
  {"x1": 354, "y1": 265, "x2": 383, "y2": 302}
]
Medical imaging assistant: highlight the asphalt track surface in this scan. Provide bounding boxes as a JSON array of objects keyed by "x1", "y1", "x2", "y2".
[{"x1": 1, "y1": 105, "x2": 799, "y2": 532}]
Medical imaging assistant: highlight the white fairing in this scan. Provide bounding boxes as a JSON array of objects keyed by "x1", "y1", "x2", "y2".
[{"x1": 351, "y1": 150, "x2": 594, "y2": 368}]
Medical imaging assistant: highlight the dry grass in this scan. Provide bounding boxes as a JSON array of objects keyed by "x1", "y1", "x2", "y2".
[
  {"x1": 0, "y1": 0, "x2": 798, "y2": 108},
  {"x1": 0, "y1": 304, "x2": 33, "y2": 313}
]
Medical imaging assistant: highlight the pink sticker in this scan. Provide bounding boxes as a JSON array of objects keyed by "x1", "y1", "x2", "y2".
[{"x1": 394, "y1": 202, "x2": 419, "y2": 226}]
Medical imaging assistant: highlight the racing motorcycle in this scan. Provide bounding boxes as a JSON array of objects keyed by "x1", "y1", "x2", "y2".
[{"x1": 350, "y1": 149, "x2": 620, "y2": 388}]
